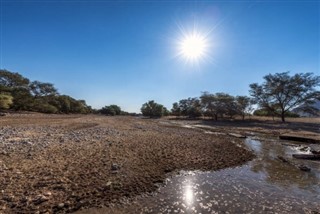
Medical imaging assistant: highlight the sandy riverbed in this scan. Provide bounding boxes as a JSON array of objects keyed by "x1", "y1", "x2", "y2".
[{"x1": 0, "y1": 114, "x2": 255, "y2": 213}]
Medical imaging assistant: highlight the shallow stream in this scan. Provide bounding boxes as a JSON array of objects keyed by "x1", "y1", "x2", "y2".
[{"x1": 121, "y1": 133, "x2": 320, "y2": 213}]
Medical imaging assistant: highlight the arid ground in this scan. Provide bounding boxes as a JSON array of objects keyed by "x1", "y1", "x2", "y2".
[{"x1": 0, "y1": 114, "x2": 319, "y2": 213}]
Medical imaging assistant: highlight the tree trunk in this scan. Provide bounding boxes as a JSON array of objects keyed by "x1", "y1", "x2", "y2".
[{"x1": 281, "y1": 111, "x2": 285, "y2": 122}]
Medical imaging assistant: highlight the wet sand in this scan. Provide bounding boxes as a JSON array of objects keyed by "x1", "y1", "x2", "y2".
[{"x1": 77, "y1": 118, "x2": 320, "y2": 214}]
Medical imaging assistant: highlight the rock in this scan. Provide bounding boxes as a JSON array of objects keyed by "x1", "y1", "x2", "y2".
[
  {"x1": 21, "y1": 141, "x2": 33, "y2": 146},
  {"x1": 3, "y1": 195, "x2": 15, "y2": 202},
  {"x1": 277, "y1": 156, "x2": 289, "y2": 163},
  {"x1": 43, "y1": 191, "x2": 52, "y2": 197},
  {"x1": 0, "y1": 151, "x2": 8, "y2": 156},
  {"x1": 298, "y1": 165, "x2": 311, "y2": 172},
  {"x1": 279, "y1": 134, "x2": 320, "y2": 144},
  {"x1": 33, "y1": 195, "x2": 49, "y2": 205},
  {"x1": 58, "y1": 203, "x2": 65, "y2": 209},
  {"x1": 310, "y1": 146, "x2": 320, "y2": 154},
  {"x1": 228, "y1": 133, "x2": 246, "y2": 138},
  {"x1": 299, "y1": 146, "x2": 309, "y2": 152},
  {"x1": 111, "y1": 163, "x2": 120, "y2": 171}
]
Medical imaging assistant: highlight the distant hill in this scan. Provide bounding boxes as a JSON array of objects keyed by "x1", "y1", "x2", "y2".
[{"x1": 292, "y1": 99, "x2": 320, "y2": 117}]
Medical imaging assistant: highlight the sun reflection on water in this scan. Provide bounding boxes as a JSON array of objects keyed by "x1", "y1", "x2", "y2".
[{"x1": 184, "y1": 180, "x2": 195, "y2": 207}]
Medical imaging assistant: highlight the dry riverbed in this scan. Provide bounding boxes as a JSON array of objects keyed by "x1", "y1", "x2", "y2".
[{"x1": 0, "y1": 114, "x2": 254, "y2": 213}]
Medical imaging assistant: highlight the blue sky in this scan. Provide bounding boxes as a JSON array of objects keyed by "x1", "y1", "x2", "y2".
[{"x1": 1, "y1": 1, "x2": 319, "y2": 112}]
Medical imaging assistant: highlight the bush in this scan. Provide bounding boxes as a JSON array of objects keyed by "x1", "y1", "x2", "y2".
[{"x1": 141, "y1": 100, "x2": 165, "y2": 118}]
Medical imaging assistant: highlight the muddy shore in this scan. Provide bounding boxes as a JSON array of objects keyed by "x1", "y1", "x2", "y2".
[{"x1": 0, "y1": 114, "x2": 256, "y2": 213}]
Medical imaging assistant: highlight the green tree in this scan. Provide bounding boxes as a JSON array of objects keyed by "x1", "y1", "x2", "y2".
[
  {"x1": 250, "y1": 72, "x2": 320, "y2": 122},
  {"x1": 177, "y1": 97, "x2": 202, "y2": 118},
  {"x1": 100, "y1": 106, "x2": 116, "y2": 116},
  {"x1": 141, "y1": 100, "x2": 165, "y2": 118},
  {"x1": 236, "y1": 96, "x2": 253, "y2": 120},
  {"x1": 100, "y1": 105, "x2": 122, "y2": 116},
  {"x1": 162, "y1": 107, "x2": 170, "y2": 116},
  {"x1": 10, "y1": 88, "x2": 34, "y2": 111},
  {"x1": 0, "y1": 70, "x2": 33, "y2": 111},
  {"x1": 200, "y1": 92, "x2": 237, "y2": 120},
  {"x1": 0, "y1": 69, "x2": 29, "y2": 88},
  {"x1": 200, "y1": 92, "x2": 218, "y2": 120},
  {"x1": 171, "y1": 102, "x2": 181, "y2": 117},
  {"x1": 30, "y1": 81, "x2": 58, "y2": 97}
]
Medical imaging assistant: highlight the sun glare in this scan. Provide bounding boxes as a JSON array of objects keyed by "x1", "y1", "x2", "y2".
[
  {"x1": 180, "y1": 33, "x2": 207, "y2": 60},
  {"x1": 176, "y1": 26, "x2": 211, "y2": 65}
]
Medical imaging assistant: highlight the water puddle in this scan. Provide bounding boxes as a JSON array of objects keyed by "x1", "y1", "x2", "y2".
[{"x1": 117, "y1": 136, "x2": 320, "y2": 213}]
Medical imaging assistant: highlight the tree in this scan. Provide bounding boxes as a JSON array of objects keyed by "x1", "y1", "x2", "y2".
[
  {"x1": 200, "y1": 92, "x2": 218, "y2": 120},
  {"x1": 0, "y1": 94, "x2": 13, "y2": 110},
  {"x1": 0, "y1": 69, "x2": 29, "y2": 88},
  {"x1": 10, "y1": 88, "x2": 34, "y2": 111},
  {"x1": 200, "y1": 92, "x2": 237, "y2": 120},
  {"x1": 216, "y1": 93, "x2": 237, "y2": 119},
  {"x1": 0, "y1": 70, "x2": 32, "y2": 110},
  {"x1": 141, "y1": 100, "x2": 165, "y2": 118},
  {"x1": 171, "y1": 102, "x2": 181, "y2": 117},
  {"x1": 109, "y1": 105, "x2": 121, "y2": 115},
  {"x1": 250, "y1": 72, "x2": 320, "y2": 122},
  {"x1": 236, "y1": 96, "x2": 253, "y2": 120},
  {"x1": 30, "y1": 81, "x2": 58, "y2": 97},
  {"x1": 177, "y1": 97, "x2": 202, "y2": 118},
  {"x1": 162, "y1": 107, "x2": 170, "y2": 116},
  {"x1": 100, "y1": 105, "x2": 122, "y2": 116}
]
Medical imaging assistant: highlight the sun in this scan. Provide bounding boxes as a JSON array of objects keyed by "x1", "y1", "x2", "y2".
[
  {"x1": 176, "y1": 28, "x2": 210, "y2": 64},
  {"x1": 180, "y1": 33, "x2": 207, "y2": 60}
]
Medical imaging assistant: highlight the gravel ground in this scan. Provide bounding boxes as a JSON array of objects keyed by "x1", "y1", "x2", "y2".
[{"x1": 0, "y1": 114, "x2": 254, "y2": 213}]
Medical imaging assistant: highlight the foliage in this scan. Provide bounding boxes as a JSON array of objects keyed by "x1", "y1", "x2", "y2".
[
  {"x1": 171, "y1": 102, "x2": 181, "y2": 116},
  {"x1": 176, "y1": 97, "x2": 202, "y2": 118},
  {"x1": 254, "y1": 108, "x2": 300, "y2": 118},
  {"x1": 141, "y1": 100, "x2": 165, "y2": 118},
  {"x1": 0, "y1": 69, "x2": 92, "y2": 114},
  {"x1": 162, "y1": 107, "x2": 170, "y2": 116},
  {"x1": 30, "y1": 81, "x2": 58, "y2": 97},
  {"x1": 0, "y1": 69, "x2": 29, "y2": 88},
  {"x1": 100, "y1": 105, "x2": 122, "y2": 116},
  {"x1": 0, "y1": 94, "x2": 13, "y2": 110},
  {"x1": 250, "y1": 72, "x2": 320, "y2": 122},
  {"x1": 236, "y1": 96, "x2": 253, "y2": 120},
  {"x1": 200, "y1": 92, "x2": 239, "y2": 120}
]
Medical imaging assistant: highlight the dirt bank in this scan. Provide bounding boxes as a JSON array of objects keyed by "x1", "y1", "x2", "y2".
[{"x1": 0, "y1": 114, "x2": 254, "y2": 213}]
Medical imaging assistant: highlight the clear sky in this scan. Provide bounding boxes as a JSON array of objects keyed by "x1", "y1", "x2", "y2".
[{"x1": 1, "y1": 1, "x2": 319, "y2": 112}]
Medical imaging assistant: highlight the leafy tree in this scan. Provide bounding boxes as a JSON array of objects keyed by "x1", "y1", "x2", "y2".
[
  {"x1": 100, "y1": 105, "x2": 122, "y2": 116},
  {"x1": 250, "y1": 72, "x2": 320, "y2": 122},
  {"x1": 200, "y1": 92, "x2": 237, "y2": 120},
  {"x1": 33, "y1": 100, "x2": 58, "y2": 113},
  {"x1": 0, "y1": 69, "x2": 29, "y2": 88},
  {"x1": 141, "y1": 100, "x2": 165, "y2": 118},
  {"x1": 10, "y1": 88, "x2": 34, "y2": 111},
  {"x1": 171, "y1": 102, "x2": 181, "y2": 117},
  {"x1": 30, "y1": 81, "x2": 58, "y2": 97},
  {"x1": 0, "y1": 70, "x2": 32, "y2": 110},
  {"x1": 216, "y1": 93, "x2": 237, "y2": 119},
  {"x1": 177, "y1": 97, "x2": 202, "y2": 118},
  {"x1": 162, "y1": 107, "x2": 170, "y2": 116},
  {"x1": 109, "y1": 105, "x2": 121, "y2": 115},
  {"x1": 236, "y1": 96, "x2": 253, "y2": 120},
  {"x1": 0, "y1": 69, "x2": 92, "y2": 114},
  {"x1": 0, "y1": 94, "x2": 13, "y2": 110},
  {"x1": 100, "y1": 106, "x2": 116, "y2": 116},
  {"x1": 200, "y1": 92, "x2": 218, "y2": 120}
]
